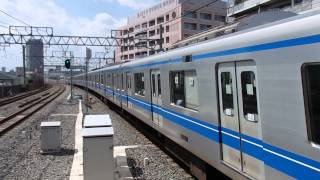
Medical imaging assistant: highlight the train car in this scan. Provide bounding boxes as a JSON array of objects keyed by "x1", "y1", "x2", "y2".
[{"x1": 74, "y1": 11, "x2": 320, "y2": 180}]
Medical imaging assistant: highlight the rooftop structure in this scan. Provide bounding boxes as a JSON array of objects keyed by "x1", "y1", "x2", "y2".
[{"x1": 227, "y1": 0, "x2": 320, "y2": 20}]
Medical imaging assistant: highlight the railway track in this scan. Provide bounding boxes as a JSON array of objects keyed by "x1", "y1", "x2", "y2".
[
  {"x1": 0, "y1": 87, "x2": 51, "y2": 107},
  {"x1": 0, "y1": 86, "x2": 65, "y2": 137}
]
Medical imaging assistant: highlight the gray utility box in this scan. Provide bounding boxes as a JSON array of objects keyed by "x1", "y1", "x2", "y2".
[
  {"x1": 83, "y1": 127, "x2": 114, "y2": 180},
  {"x1": 83, "y1": 114, "x2": 112, "y2": 128},
  {"x1": 40, "y1": 121, "x2": 61, "y2": 153}
]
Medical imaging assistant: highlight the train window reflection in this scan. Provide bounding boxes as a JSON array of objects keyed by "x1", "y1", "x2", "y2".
[
  {"x1": 221, "y1": 72, "x2": 234, "y2": 116},
  {"x1": 302, "y1": 64, "x2": 320, "y2": 144},
  {"x1": 241, "y1": 71, "x2": 258, "y2": 122},
  {"x1": 170, "y1": 70, "x2": 198, "y2": 110},
  {"x1": 134, "y1": 73, "x2": 145, "y2": 96}
]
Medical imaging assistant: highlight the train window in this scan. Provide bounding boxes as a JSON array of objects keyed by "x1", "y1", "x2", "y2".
[
  {"x1": 170, "y1": 70, "x2": 198, "y2": 110},
  {"x1": 134, "y1": 73, "x2": 145, "y2": 96},
  {"x1": 221, "y1": 72, "x2": 234, "y2": 116},
  {"x1": 302, "y1": 64, "x2": 320, "y2": 144},
  {"x1": 241, "y1": 71, "x2": 258, "y2": 122}
]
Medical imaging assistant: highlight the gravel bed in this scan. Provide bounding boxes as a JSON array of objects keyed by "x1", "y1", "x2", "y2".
[
  {"x1": 73, "y1": 87, "x2": 195, "y2": 179},
  {"x1": 0, "y1": 85, "x2": 77, "y2": 180},
  {"x1": 126, "y1": 146, "x2": 194, "y2": 180}
]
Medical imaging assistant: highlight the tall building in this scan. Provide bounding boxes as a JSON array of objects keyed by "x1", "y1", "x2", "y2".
[
  {"x1": 25, "y1": 39, "x2": 44, "y2": 88},
  {"x1": 1, "y1": 67, "x2": 6, "y2": 72},
  {"x1": 115, "y1": 0, "x2": 226, "y2": 62},
  {"x1": 227, "y1": 0, "x2": 320, "y2": 20}
]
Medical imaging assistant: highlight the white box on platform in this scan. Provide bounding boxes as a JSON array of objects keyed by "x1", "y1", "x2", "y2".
[{"x1": 40, "y1": 121, "x2": 61, "y2": 153}]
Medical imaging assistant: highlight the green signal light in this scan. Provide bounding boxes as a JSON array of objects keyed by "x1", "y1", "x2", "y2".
[{"x1": 65, "y1": 59, "x2": 71, "y2": 69}]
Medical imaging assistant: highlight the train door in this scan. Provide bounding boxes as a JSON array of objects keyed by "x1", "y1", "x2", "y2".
[
  {"x1": 121, "y1": 73, "x2": 126, "y2": 108},
  {"x1": 218, "y1": 61, "x2": 264, "y2": 179},
  {"x1": 112, "y1": 73, "x2": 115, "y2": 100},
  {"x1": 150, "y1": 70, "x2": 162, "y2": 127},
  {"x1": 126, "y1": 72, "x2": 132, "y2": 109},
  {"x1": 117, "y1": 73, "x2": 122, "y2": 107}
]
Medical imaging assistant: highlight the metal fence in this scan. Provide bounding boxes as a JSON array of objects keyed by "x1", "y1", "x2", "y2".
[{"x1": 0, "y1": 85, "x2": 26, "y2": 98}]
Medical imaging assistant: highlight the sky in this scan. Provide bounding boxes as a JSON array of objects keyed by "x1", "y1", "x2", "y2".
[{"x1": 0, "y1": 0, "x2": 159, "y2": 70}]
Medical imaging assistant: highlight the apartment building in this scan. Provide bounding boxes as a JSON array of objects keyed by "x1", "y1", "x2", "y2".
[
  {"x1": 115, "y1": 0, "x2": 226, "y2": 62},
  {"x1": 227, "y1": 0, "x2": 320, "y2": 19}
]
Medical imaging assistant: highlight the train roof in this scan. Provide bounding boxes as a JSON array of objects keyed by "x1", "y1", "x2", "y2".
[{"x1": 81, "y1": 10, "x2": 320, "y2": 76}]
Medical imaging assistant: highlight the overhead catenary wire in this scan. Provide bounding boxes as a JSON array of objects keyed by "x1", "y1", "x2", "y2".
[
  {"x1": 0, "y1": 24, "x2": 8, "y2": 29},
  {"x1": 0, "y1": 9, "x2": 31, "y2": 26}
]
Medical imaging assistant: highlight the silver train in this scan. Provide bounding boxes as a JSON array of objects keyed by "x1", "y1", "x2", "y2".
[{"x1": 74, "y1": 11, "x2": 320, "y2": 180}]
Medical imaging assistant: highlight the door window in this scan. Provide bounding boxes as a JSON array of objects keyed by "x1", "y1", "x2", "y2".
[
  {"x1": 157, "y1": 74, "x2": 161, "y2": 96},
  {"x1": 221, "y1": 72, "x2": 234, "y2": 116},
  {"x1": 241, "y1": 71, "x2": 258, "y2": 122}
]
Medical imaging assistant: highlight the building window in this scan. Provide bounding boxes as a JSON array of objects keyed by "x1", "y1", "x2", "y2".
[
  {"x1": 166, "y1": 37, "x2": 170, "y2": 43},
  {"x1": 200, "y1": 13, "x2": 212, "y2": 20},
  {"x1": 149, "y1": 20, "x2": 155, "y2": 27},
  {"x1": 149, "y1": 50, "x2": 155, "y2": 55},
  {"x1": 172, "y1": 11, "x2": 176, "y2": 19},
  {"x1": 134, "y1": 73, "x2": 145, "y2": 96},
  {"x1": 200, "y1": 24, "x2": 212, "y2": 31},
  {"x1": 166, "y1": 14, "x2": 170, "y2": 21},
  {"x1": 241, "y1": 71, "x2": 258, "y2": 122},
  {"x1": 166, "y1": 25, "x2": 169, "y2": 32},
  {"x1": 184, "y1": 22, "x2": 197, "y2": 30},
  {"x1": 149, "y1": 30, "x2": 156, "y2": 37},
  {"x1": 215, "y1": 15, "x2": 226, "y2": 22},
  {"x1": 184, "y1": 10, "x2": 197, "y2": 19},
  {"x1": 142, "y1": 22, "x2": 147, "y2": 28},
  {"x1": 157, "y1": 16, "x2": 164, "y2": 24},
  {"x1": 302, "y1": 63, "x2": 320, "y2": 144},
  {"x1": 170, "y1": 70, "x2": 198, "y2": 110}
]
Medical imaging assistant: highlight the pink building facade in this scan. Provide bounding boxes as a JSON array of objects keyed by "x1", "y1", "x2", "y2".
[{"x1": 115, "y1": 0, "x2": 226, "y2": 62}]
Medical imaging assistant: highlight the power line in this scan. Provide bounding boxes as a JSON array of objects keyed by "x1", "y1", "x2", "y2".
[
  {"x1": 0, "y1": 24, "x2": 7, "y2": 29},
  {"x1": 0, "y1": 20, "x2": 10, "y2": 26},
  {"x1": 0, "y1": 9, "x2": 31, "y2": 26}
]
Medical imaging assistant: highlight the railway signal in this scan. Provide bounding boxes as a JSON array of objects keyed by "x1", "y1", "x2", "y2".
[{"x1": 65, "y1": 59, "x2": 71, "y2": 69}]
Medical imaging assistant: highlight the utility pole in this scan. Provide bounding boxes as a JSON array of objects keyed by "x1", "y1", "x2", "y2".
[
  {"x1": 22, "y1": 45, "x2": 26, "y2": 87},
  {"x1": 70, "y1": 54, "x2": 74, "y2": 101},
  {"x1": 85, "y1": 47, "x2": 92, "y2": 114}
]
